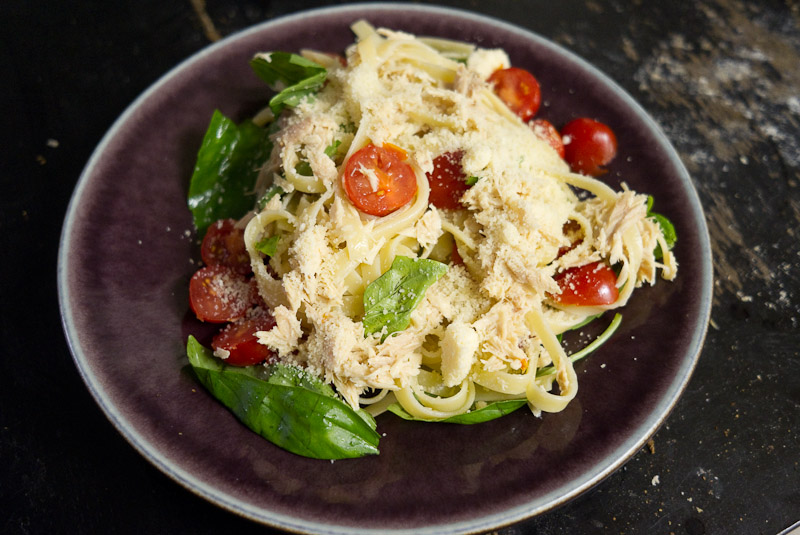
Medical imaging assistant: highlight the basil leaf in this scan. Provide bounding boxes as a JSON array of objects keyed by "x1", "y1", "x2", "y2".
[
  {"x1": 387, "y1": 399, "x2": 526, "y2": 424},
  {"x1": 645, "y1": 196, "x2": 677, "y2": 259},
  {"x1": 186, "y1": 336, "x2": 380, "y2": 459},
  {"x1": 651, "y1": 212, "x2": 677, "y2": 259},
  {"x1": 465, "y1": 175, "x2": 480, "y2": 186},
  {"x1": 265, "y1": 363, "x2": 377, "y2": 431},
  {"x1": 257, "y1": 184, "x2": 284, "y2": 210},
  {"x1": 250, "y1": 52, "x2": 327, "y2": 115},
  {"x1": 187, "y1": 110, "x2": 272, "y2": 234},
  {"x1": 324, "y1": 139, "x2": 341, "y2": 159},
  {"x1": 362, "y1": 256, "x2": 448, "y2": 340},
  {"x1": 295, "y1": 140, "x2": 342, "y2": 177},
  {"x1": 255, "y1": 235, "x2": 279, "y2": 256}
]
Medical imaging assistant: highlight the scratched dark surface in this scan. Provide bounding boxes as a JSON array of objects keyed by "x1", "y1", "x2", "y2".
[{"x1": 1, "y1": 1, "x2": 798, "y2": 534}]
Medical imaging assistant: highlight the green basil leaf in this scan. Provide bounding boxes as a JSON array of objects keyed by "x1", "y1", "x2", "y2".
[
  {"x1": 186, "y1": 336, "x2": 380, "y2": 459},
  {"x1": 324, "y1": 139, "x2": 342, "y2": 159},
  {"x1": 295, "y1": 139, "x2": 341, "y2": 177},
  {"x1": 257, "y1": 184, "x2": 285, "y2": 210},
  {"x1": 263, "y1": 364, "x2": 378, "y2": 431},
  {"x1": 362, "y1": 256, "x2": 448, "y2": 340},
  {"x1": 645, "y1": 196, "x2": 677, "y2": 260},
  {"x1": 339, "y1": 122, "x2": 357, "y2": 134},
  {"x1": 651, "y1": 212, "x2": 677, "y2": 259},
  {"x1": 387, "y1": 399, "x2": 526, "y2": 424},
  {"x1": 187, "y1": 110, "x2": 272, "y2": 234},
  {"x1": 249, "y1": 52, "x2": 327, "y2": 115},
  {"x1": 465, "y1": 175, "x2": 480, "y2": 186},
  {"x1": 255, "y1": 235, "x2": 279, "y2": 256},
  {"x1": 295, "y1": 161, "x2": 313, "y2": 176}
]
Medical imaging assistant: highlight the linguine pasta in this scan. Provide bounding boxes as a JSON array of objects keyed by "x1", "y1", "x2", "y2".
[{"x1": 236, "y1": 21, "x2": 677, "y2": 420}]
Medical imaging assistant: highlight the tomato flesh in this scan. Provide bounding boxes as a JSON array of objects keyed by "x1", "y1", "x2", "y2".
[
  {"x1": 343, "y1": 143, "x2": 417, "y2": 216},
  {"x1": 212, "y1": 312, "x2": 278, "y2": 366},
  {"x1": 426, "y1": 151, "x2": 470, "y2": 209},
  {"x1": 561, "y1": 118, "x2": 618, "y2": 176},
  {"x1": 201, "y1": 219, "x2": 250, "y2": 274},
  {"x1": 488, "y1": 67, "x2": 541, "y2": 121},
  {"x1": 531, "y1": 119, "x2": 565, "y2": 159},
  {"x1": 552, "y1": 261, "x2": 619, "y2": 306},
  {"x1": 189, "y1": 265, "x2": 257, "y2": 323}
]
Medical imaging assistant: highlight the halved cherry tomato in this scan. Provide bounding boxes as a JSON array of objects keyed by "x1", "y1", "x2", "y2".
[
  {"x1": 426, "y1": 151, "x2": 470, "y2": 209},
  {"x1": 211, "y1": 311, "x2": 278, "y2": 366},
  {"x1": 488, "y1": 67, "x2": 541, "y2": 121},
  {"x1": 342, "y1": 143, "x2": 417, "y2": 217},
  {"x1": 189, "y1": 265, "x2": 257, "y2": 323},
  {"x1": 551, "y1": 261, "x2": 619, "y2": 306},
  {"x1": 201, "y1": 219, "x2": 250, "y2": 274},
  {"x1": 561, "y1": 118, "x2": 618, "y2": 176},
  {"x1": 531, "y1": 119, "x2": 565, "y2": 159}
]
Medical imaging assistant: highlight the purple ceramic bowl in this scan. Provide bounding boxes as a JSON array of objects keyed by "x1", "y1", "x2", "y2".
[{"x1": 58, "y1": 4, "x2": 712, "y2": 534}]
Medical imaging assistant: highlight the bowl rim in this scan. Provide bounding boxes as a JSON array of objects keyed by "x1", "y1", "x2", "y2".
[{"x1": 58, "y1": 3, "x2": 713, "y2": 534}]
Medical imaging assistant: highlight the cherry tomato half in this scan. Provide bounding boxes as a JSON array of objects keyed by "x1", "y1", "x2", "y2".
[
  {"x1": 531, "y1": 119, "x2": 565, "y2": 159},
  {"x1": 342, "y1": 143, "x2": 417, "y2": 217},
  {"x1": 426, "y1": 151, "x2": 470, "y2": 209},
  {"x1": 201, "y1": 219, "x2": 250, "y2": 274},
  {"x1": 211, "y1": 311, "x2": 278, "y2": 366},
  {"x1": 488, "y1": 67, "x2": 541, "y2": 121},
  {"x1": 551, "y1": 261, "x2": 619, "y2": 306},
  {"x1": 189, "y1": 265, "x2": 258, "y2": 323},
  {"x1": 561, "y1": 118, "x2": 618, "y2": 176}
]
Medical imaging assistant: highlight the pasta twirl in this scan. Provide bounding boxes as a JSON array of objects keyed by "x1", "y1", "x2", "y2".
[{"x1": 231, "y1": 21, "x2": 677, "y2": 421}]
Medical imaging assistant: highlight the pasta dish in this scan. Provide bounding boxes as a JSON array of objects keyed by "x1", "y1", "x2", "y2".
[{"x1": 185, "y1": 21, "x2": 677, "y2": 458}]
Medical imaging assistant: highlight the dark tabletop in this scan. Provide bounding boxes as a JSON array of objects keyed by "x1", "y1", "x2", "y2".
[{"x1": 2, "y1": 1, "x2": 799, "y2": 534}]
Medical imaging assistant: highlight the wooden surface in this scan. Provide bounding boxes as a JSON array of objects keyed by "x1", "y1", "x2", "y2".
[{"x1": 1, "y1": 1, "x2": 798, "y2": 534}]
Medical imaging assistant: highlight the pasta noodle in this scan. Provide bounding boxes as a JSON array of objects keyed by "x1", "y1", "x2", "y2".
[{"x1": 242, "y1": 22, "x2": 677, "y2": 421}]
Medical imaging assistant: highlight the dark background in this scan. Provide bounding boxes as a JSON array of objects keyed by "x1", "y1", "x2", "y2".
[{"x1": 2, "y1": 1, "x2": 799, "y2": 534}]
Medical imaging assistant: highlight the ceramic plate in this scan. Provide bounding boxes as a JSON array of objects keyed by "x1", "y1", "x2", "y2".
[{"x1": 58, "y1": 4, "x2": 712, "y2": 534}]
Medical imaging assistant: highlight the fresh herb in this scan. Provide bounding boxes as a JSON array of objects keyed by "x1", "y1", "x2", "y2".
[
  {"x1": 257, "y1": 185, "x2": 285, "y2": 210},
  {"x1": 325, "y1": 139, "x2": 342, "y2": 159},
  {"x1": 186, "y1": 336, "x2": 380, "y2": 459},
  {"x1": 362, "y1": 256, "x2": 448, "y2": 340},
  {"x1": 294, "y1": 139, "x2": 343, "y2": 177},
  {"x1": 187, "y1": 110, "x2": 272, "y2": 234},
  {"x1": 388, "y1": 399, "x2": 526, "y2": 424},
  {"x1": 646, "y1": 195, "x2": 677, "y2": 259},
  {"x1": 295, "y1": 161, "x2": 313, "y2": 176},
  {"x1": 249, "y1": 52, "x2": 327, "y2": 115},
  {"x1": 465, "y1": 175, "x2": 480, "y2": 186},
  {"x1": 255, "y1": 235, "x2": 280, "y2": 256}
]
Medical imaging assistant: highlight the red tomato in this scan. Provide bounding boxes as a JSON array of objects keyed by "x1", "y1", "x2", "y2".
[
  {"x1": 189, "y1": 265, "x2": 257, "y2": 323},
  {"x1": 211, "y1": 312, "x2": 278, "y2": 366},
  {"x1": 488, "y1": 67, "x2": 541, "y2": 121},
  {"x1": 552, "y1": 261, "x2": 619, "y2": 306},
  {"x1": 201, "y1": 219, "x2": 250, "y2": 274},
  {"x1": 342, "y1": 143, "x2": 417, "y2": 216},
  {"x1": 426, "y1": 151, "x2": 470, "y2": 209},
  {"x1": 561, "y1": 118, "x2": 618, "y2": 176},
  {"x1": 531, "y1": 119, "x2": 565, "y2": 159}
]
